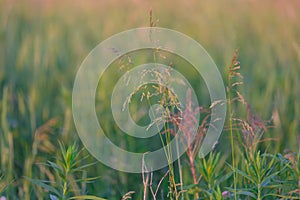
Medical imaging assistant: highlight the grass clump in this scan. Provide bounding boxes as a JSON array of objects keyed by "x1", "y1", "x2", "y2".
[{"x1": 30, "y1": 142, "x2": 105, "y2": 200}]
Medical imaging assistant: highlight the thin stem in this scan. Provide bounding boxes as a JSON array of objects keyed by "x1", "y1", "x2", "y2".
[
  {"x1": 189, "y1": 155, "x2": 199, "y2": 199},
  {"x1": 62, "y1": 170, "x2": 68, "y2": 200},
  {"x1": 228, "y1": 71, "x2": 237, "y2": 200},
  {"x1": 175, "y1": 138, "x2": 184, "y2": 200},
  {"x1": 257, "y1": 183, "x2": 261, "y2": 200},
  {"x1": 144, "y1": 49, "x2": 179, "y2": 199}
]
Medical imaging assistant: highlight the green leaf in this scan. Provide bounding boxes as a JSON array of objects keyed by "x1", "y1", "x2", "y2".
[
  {"x1": 47, "y1": 161, "x2": 63, "y2": 173},
  {"x1": 229, "y1": 165, "x2": 256, "y2": 184},
  {"x1": 69, "y1": 195, "x2": 106, "y2": 200},
  {"x1": 236, "y1": 190, "x2": 257, "y2": 199},
  {"x1": 72, "y1": 161, "x2": 98, "y2": 172},
  {"x1": 216, "y1": 171, "x2": 233, "y2": 185},
  {"x1": 73, "y1": 176, "x2": 101, "y2": 183},
  {"x1": 182, "y1": 183, "x2": 198, "y2": 190},
  {"x1": 50, "y1": 194, "x2": 59, "y2": 200},
  {"x1": 27, "y1": 178, "x2": 60, "y2": 197}
]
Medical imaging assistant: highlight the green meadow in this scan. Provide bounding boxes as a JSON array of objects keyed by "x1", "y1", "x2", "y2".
[{"x1": 0, "y1": 0, "x2": 299, "y2": 199}]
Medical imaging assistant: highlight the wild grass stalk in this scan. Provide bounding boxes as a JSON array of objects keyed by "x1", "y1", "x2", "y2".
[
  {"x1": 23, "y1": 118, "x2": 58, "y2": 200},
  {"x1": 0, "y1": 86, "x2": 14, "y2": 197},
  {"x1": 226, "y1": 50, "x2": 241, "y2": 199},
  {"x1": 138, "y1": 11, "x2": 183, "y2": 198}
]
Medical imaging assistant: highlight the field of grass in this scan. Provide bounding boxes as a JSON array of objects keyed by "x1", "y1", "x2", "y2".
[{"x1": 0, "y1": 0, "x2": 300, "y2": 199}]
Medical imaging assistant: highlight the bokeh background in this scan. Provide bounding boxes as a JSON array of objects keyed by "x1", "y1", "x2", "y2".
[{"x1": 0, "y1": 0, "x2": 299, "y2": 199}]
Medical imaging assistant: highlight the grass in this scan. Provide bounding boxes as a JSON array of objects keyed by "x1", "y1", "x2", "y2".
[{"x1": 0, "y1": 0, "x2": 300, "y2": 199}]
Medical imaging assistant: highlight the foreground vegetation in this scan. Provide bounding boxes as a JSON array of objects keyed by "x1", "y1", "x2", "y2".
[{"x1": 0, "y1": 0, "x2": 299, "y2": 199}]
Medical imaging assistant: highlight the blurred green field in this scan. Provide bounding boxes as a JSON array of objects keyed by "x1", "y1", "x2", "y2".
[{"x1": 0, "y1": 0, "x2": 300, "y2": 199}]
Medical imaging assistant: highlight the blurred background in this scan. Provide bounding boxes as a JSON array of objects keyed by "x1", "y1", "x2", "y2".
[{"x1": 0, "y1": 0, "x2": 299, "y2": 199}]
